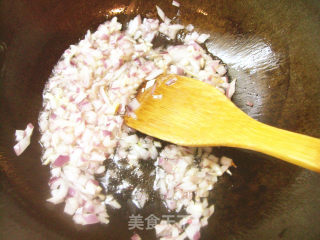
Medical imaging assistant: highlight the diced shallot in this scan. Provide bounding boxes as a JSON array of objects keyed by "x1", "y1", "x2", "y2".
[
  {"x1": 172, "y1": 0, "x2": 180, "y2": 7},
  {"x1": 226, "y1": 79, "x2": 236, "y2": 99},
  {"x1": 83, "y1": 214, "x2": 100, "y2": 224},
  {"x1": 53, "y1": 155, "x2": 70, "y2": 167},
  {"x1": 128, "y1": 98, "x2": 140, "y2": 111},
  {"x1": 13, "y1": 123, "x2": 34, "y2": 156},
  {"x1": 165, "y1": 77, "x2": 177, "y2": 86},
  {"x1": 197, "y1": 33, "x2": 210, "y2": 43},
  {"x1": 39, "y1": 6, "x2": 234, "y2": 237},
  {"x1": 186, "y1": 24, "x2": 194, "y2": 32},
  {"x1": 131, "y1": 233, "x2": 142, "y2": 240},
  {"x1": 156, "y1": 6, "x2": 166, "y2": 21}
]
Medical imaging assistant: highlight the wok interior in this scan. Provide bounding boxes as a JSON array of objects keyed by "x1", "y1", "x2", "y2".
[{"x1": 0, "y1": 0, "x2": 319, "y2": 239}]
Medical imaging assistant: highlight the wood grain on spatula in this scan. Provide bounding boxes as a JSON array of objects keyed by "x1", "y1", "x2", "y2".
[{"x1": 125, "y1": 74, "x2": 320, "y2": 172}]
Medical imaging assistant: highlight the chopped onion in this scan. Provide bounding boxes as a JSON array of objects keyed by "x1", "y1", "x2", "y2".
[
  {"x1": 152, "y1": 94, "x2": 162, "y2": 99},
  {"x1": 165, "y1": 77, "x2": 177, "y2": 86},
  {"x1": 53, "y1": 155, "x2": 70, "y2": 167},
  {"x1": 39, "y1": 6, "x2": 234, "y2": 236},
  {"x1": 145, "y1": 68, "x2": 163, "y2": 80},
  {"x1": 145, "y1": 79, "x2": 156, "y2": 89},
  {"x1": 186, "y1": 24, "x2": 194, "y2": 32},
  {"x1": 128, "y1": 98, "x2": 141, "y2": 111},
  {"x1": 13, "y1": 123, "x2": 34, "y2": 156},
  {"x1": 64, "y1": 197, "x2": 79, "y2": 215},
  {"x1": 226, "y1": 79, "x2": 236, "y2": 99},
  {"x1": 246, "y1": 101, "x2": 254, "y2": 107},
  {"x1": 47, "y1": 178, "x2": 68, "y2": 204},
  {"x1": 83, "y1": 214, "x2": 100, "y2": 224},
  {"x1": 15, "y1": 130, "x2": 25, "y2": 142},
  {"x1": 156, "y1": 5, "x2": 166, "y2": 22},
  {"x1": 132, "y1": 187, "x2": 149, "y2": 208},
  {"x1": 131, "y1": 233, "x2": 142, "y2": 240},
  {"x1": 197, "y1": 33, "x2": 210, "y2": 43},
  {"x1": 105, "y1": 195, "x2": 121, "y2": 209},
  {"x1": 127, "y1": 15, "x2": 141, "y2": 36},
  {"x1": 216, "y1": 65, "x2": 227, "y2": 76},
  {"x1": 172, "y1": 0, "x2": 180, "y2": 7}
]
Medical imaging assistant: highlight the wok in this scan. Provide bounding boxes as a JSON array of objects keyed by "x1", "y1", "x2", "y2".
[{"x1": 0, "y1": 0, "x2": 319, "y2": 239}]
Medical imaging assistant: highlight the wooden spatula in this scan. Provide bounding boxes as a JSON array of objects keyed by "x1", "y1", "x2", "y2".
[{"x1": 125, "y1": 74, "x2": 320, "y2": 172}]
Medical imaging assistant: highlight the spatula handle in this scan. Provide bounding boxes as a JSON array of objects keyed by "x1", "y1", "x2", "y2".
[{"x1": 241, "y1": 120, "x2": 320, "y2": 172}]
